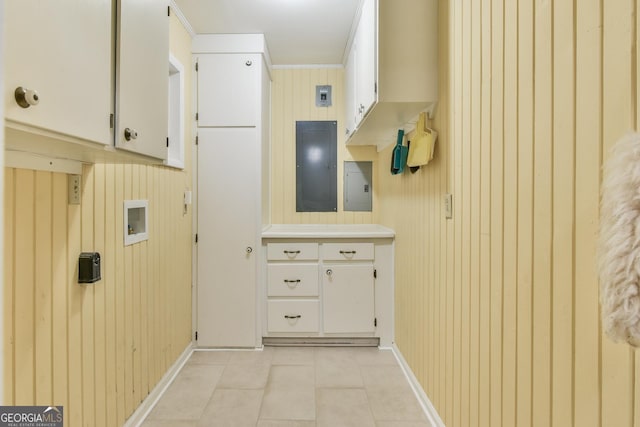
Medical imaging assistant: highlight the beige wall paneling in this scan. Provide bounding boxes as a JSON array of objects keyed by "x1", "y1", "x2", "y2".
[
  {"x1": 490, "y1": 0, "x2": 505, "y2": 424},
  {"x1": 502, "y1": 0, "x2": 518, "y2": 424},
  {"x1": 552, "y1": 1, "x2": 575, "y2": 426},
  {"x1": 14, "y1": 170, "x2": 35, "y2": 405},
  {"x1": 377, "y1": 0, "x2": 640, "y2": 425},
  {"x1": 114, "y1": 163, "x2": 126, "y2": 426},
  {"x1": 123, "y1": 164, "x2": 134, "y2": 415},
  {"x1": 3, "y1": 169, "x2": 13, "y2": 405},
  {"x1": 479, "y1": 0, "x2": 492, "y2": 424},
  {"x1": 459, "y1": 1, "x2": 471, "y2": 426},
  {"x1": 601, "y1": 0, "x2": 636, "y2": 426},
  {"x1": 34, "y1": 171, "x2": 52, "y2": 406},
  {"x1": 81, "y1": 165, "x2": 96, "y2": 426},
  {"x1": 270, "y1": 67, "x2": 376, "y2": 224},
  {"x1": 51, "y1": 173, "x2": 68, "y2": 412},
  {"x1": 93, "y1": 164, "x2": 107, "y2": 427},
  {"x1": 104, "y1": 163, "x2": 117, "y2": 427},
  {"x1": 516, "y1": 0, "x2": 534, "y2": 424},
  {"x1": 469, "y1": 0, "x2": 482, "y2": 423},
  {"x1": 68, "y1": 169, "x2": 83, "y2": 426}
]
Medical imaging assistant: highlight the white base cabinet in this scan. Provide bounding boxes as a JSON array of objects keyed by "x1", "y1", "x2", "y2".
[
  {"x1": 323, "y1": 264, "x2": 375, "y2": 333},
  {"x1": 261, "y1": 225, "x2": 395, "y2": 347}
]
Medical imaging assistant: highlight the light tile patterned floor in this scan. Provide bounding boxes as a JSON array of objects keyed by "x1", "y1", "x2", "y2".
[{"x1": 142, "y1": 346, "x2": 431, "y2": 427}]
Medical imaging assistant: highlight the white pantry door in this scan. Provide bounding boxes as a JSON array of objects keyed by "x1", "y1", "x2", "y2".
[{"x1": 197, "y1": 127, "x2": 258, "y2": 347}]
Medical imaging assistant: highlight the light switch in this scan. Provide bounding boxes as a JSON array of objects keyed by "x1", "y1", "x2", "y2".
[{"x1": 68, "y1": 174, "x2": 81, "y2": 205}]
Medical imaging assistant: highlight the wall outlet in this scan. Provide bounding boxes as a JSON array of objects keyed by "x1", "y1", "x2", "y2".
[
  {"x1": 444, "y1": 193, "x2": 453, "y2": 219},
  {"x1": 68, "y1": 174, "x2": 81, "y2": 205}
]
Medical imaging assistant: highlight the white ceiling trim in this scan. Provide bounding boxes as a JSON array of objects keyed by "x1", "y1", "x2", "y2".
[{"x1": 170, "y1": 0, "x2": 196, "y2": 39}]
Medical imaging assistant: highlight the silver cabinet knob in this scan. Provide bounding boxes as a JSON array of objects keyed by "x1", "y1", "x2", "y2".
[
  {"x1": 246, "y1": 247, "x2": 253, "y2": 254},
  {"x1": 15, "y1": 87, "x2": 40, "y2": 108},
  {"x1": 124, "y1": 128, "x2": 138, "y2": 141},
  {"x1": 326, "y1": 269, "x2": 332, "y2": 276},
  {"x1": 245, "y1": 60, "x2": 253, "y2": 66}
]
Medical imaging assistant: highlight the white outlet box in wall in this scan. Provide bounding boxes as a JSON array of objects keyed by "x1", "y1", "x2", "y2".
[{"x1": 124, "y1": 199, "x2": 148, "y2": 245}]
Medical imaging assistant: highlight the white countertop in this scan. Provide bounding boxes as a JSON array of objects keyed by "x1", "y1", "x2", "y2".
[{"x1": 262, "y1": 224, "x2": 395, "y2": 239}]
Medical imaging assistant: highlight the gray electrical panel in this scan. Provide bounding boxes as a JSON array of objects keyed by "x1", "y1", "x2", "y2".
[
  {"x1": 315, "y1": 85, "x2": 332, "y2": 107},
  {"x1": 296, "y1": 121, "x2": 337, "y2": 212},
  {"x1": 344, "y1": 161, "x2": 373, "y2": 212}
]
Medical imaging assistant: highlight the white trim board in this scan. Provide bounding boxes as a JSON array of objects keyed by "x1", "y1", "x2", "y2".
[
  {"x1": 391, "y1": 343, "x2": 446, "y2": 427},
  {"x1": 169, "y1": 0, "x2": 195, "y2": 38},
  {"x1": 123, "y1": 343, "x2": 194, "y2": 427}
]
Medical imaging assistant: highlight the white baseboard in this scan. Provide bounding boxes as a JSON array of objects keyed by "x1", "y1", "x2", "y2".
[
  {"x1": 123, "y1": 343, "x2": 194, "y2": 427},
  {"x1": 392, "y1": 343, "x2": 446, "y2": 427}
]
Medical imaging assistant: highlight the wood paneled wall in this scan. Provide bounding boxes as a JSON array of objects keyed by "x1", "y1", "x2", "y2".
[
  {"x1": 270, "y1": 67, "x2": 378, "y2": 224},
  {"x1": 2, "y1": 13, "x2": 194, "y2": 427},
  {"x1": 377, "y1": 1, "x2": 640, "y2": 426}
]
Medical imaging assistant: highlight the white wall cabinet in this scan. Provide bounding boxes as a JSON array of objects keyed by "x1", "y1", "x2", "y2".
[
  {"x1": 4, "y1": 0, "x2": 113, "y2": 145},
  {"x1": 262, "y1": 225, "x2": 395, "y2": 346},
  {"x1": 353, "y1": 0, "x2": 377, "y2": 129},
  {"x1": 344, "y1": 0, "x2": 439, "y2": 150},
  {"x1": 194, "y1": 35, "x2": 271, "y2": 348},
  {"x1": 4, "y1": 0, "x2": 169, "y2": 162},
  {"x1": 197, "y1": 54, "x2": 260, "y2": 127},
  {"x1": 116, "y1": 0, "x2": 169, "y2": 159}
]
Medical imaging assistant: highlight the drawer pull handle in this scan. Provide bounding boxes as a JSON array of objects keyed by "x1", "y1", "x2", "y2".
[
  {"x1": 284, "y1": 315, "x2": 301, "y2": 319},
  {"x1": 339, "y1": 250, "x2": 357, "y2": 255},
  {"x1": 284, "y1": 279, "x2": 301, "y2": 288},
  {"x1": 284, "y1": 250, "x2": 301, "y2": 255}
]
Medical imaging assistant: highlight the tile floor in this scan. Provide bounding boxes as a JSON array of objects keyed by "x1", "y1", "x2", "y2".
[{"x1": 142, "y1": 346, "x2": 431, "y2": 427}]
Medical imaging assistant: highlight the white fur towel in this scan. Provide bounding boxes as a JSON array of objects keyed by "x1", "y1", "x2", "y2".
[{"x1": 599, "y1": 132, "x2": 640, "y2": 347}]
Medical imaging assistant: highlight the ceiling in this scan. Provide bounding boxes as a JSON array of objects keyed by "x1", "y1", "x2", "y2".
[{"x1": 174, "y1": 0, "x2": 361, "y2": 66}]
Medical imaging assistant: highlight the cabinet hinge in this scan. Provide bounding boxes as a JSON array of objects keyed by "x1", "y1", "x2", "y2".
[
  {"x1": 375, "y1": 82, "x2": 378, "y2": 94},
  {"x1": 109, "y1": 114, "x2": 114, "y2": 129},
  {"x1": 166, "y1": 137, "x2": 169, "y2": 148},
  {"x1": 195, "y1": 62, "x2": 199, "y2": 72},
  {"x1": 168, "y1": 5, "x2": 171, "y2": 16},
  {"x1": 374, "y1": 318, "x2": 377, "y2": 327},
  {"x1": 195, "y1": 135, "x2": 199, "y2": 145},
  {"x1": 195, "y1": 233, "x2": 198, "y2": 243},
  {"x1": 195, "y1": 331, "x2": 198, "y2": 341},
  {"x1": 373, "y1": 269, "x2": 377, "y2": 279},
  {"x1": 196, "y1": 112, "x2": 199, "y2": 121}
]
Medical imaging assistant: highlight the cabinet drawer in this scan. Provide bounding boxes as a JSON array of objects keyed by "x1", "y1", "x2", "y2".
[
  {"x1": 322, "y1": 243, "x2": 374, "y2": 261},
  {"x1": 267, "y1": 300, "x2": 319, "y2": 333},
  {"x1": 267, "y1": 243, "x2": 319, "y2": 261},
  {"x1": 268, "y1": 264, "x2": 319, "y2": 297}
]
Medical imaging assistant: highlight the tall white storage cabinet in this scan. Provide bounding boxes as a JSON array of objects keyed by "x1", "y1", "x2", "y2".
[{"x1": 194, "y1": 35, "x2": 271, "y2": 348}]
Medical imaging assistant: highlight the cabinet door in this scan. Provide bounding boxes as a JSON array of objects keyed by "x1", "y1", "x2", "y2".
[
  {"x1": 197, "y1": 54, "x2": 259, "y2": 127},
  {"x1": 344, "y1": 45, "x2": 358, "y2": 136},
  {"x1": 355, "y1": 0, "x2": 377, "y2": 122},
  {"x1": 4, "y1": 0, "x2": 112, "y2": 144},
  {"x1": 197, "y1": 128, "x2": 259, "y2": 347},
  {"x1": 116, "y1": 0, "x2": 169, "y2": 159},
  {"x1": 322, "y1": 264, "x2": 375, "y2": 333}
]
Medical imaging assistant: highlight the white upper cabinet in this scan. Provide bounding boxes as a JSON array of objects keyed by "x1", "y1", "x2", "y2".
[
  {"x1": 116, "y1": 0, "x2": 169, "y2": 159},
  {"x1": 344, "y1": 45, "x2": 358, "y2": 136},
  {"x1": 196, "y1": 53, "x2": 260, "y2": 127},
  {"x1": 4, "y1": 0, "x2": 113, "y2": 145},
  {"x1": 4, "y1": 0, "x2": 169, "y2": 162},
  {"x1": 354, "y1": 0, "x2": 376, "y2": 127},
  {"x1": 345, "y1": 0, "x2": 438, "y2": 150}
]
